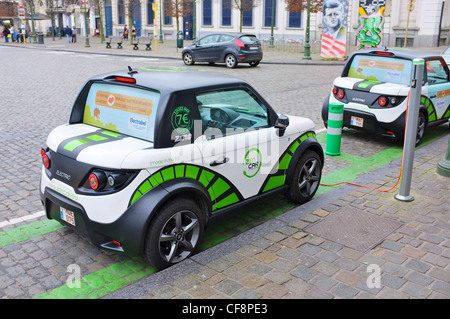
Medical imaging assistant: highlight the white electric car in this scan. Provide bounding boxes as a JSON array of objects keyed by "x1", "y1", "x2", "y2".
[
  {"x1": 40, "y1": 67, "x2": 324, "y2": 269},
  {"x1": 322, "y1": 48, "x2": 450, "y2": 144}
]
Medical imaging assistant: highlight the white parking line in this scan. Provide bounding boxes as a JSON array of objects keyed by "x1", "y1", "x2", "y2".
[{"x1": 0, "y1": 210, "x2": 46, "y2": 229}]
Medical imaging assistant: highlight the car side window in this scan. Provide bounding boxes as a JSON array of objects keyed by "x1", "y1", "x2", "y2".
[
  {"x1": 196, "y1": 89, "x2": 269, "y2": 138},
  {"x1": 198, "y1": 35, "x2": 220, "y2": 45},
  {"x1": 426, "y1": 59, "x2": 449, "y2": 84},
  {"x1": 219, "y1": 35, "x2": 234, "y2": 43}
]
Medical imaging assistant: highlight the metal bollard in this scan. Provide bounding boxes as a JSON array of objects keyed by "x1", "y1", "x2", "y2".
[
  {"x1": 325, "y1": 103, "x2": 344, "y2": 156},
  {"x1": 437, "y1": 137, "x2": 450, "y2": 177}
]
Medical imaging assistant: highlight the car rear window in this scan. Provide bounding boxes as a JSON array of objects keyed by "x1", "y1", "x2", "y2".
[
  {"x1": 83, "y1": 82, "x2": 160, "y2": 141},
  {"x1": 239, "y1": 35, "x2": 259, "y2": 44},
  {"x1": 347, "y1": 54, "x2": 412, "y2": 85}
]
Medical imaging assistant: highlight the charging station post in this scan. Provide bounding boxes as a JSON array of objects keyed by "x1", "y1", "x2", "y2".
[{"x1": 395, "y1": 58, "x2": 424, "y2": 202}]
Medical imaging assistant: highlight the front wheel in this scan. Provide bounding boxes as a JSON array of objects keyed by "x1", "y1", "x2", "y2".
[
  {"x1": 286, "y1": 150, "x2": 322, "y2": 204},
  {"x1": 144, "y1": 197, "x2": 204, "y2": 269},
  {"x1": 183, "y1": 52, "x2": 195, "y2": 65},
  {"x1": 225, "y1": 54, "x2": 238, "y2": 68}
]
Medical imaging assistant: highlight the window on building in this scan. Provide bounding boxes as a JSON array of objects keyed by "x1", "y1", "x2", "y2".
[
  {"x1": 242, "y1": 0, "x2": 253, "y2": 27},
  {"x1": 147, "y1": 0, "x2": 155, "y2": 25},
  {"x1": 203, "y1": 0, "x2": 212, "y2": 26},
  {"x1": 164, "y1": 0, "x2": 172, "y2": 25},
  {"x1": 118, "y1": 0, "x2": 125, "y2": 25},
  {"x1": 288, "y1": 11, "x2": 301, "y2": 28},
  {"x1": 222, "y1": 0, "x2": 232, "y2": 26},
  {"x1": 264, "y1": 0, "x2": 277, "y2": 28}
]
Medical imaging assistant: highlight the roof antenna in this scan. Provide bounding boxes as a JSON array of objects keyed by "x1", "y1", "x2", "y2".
[
  {"x1": 384, "y1": 46, "x2": 389, "y2": 51},
  {"x1": 127, "y1": 66, "x2": 138, "y2": 75}
]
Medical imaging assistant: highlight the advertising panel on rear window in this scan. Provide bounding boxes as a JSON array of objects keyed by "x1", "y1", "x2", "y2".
[{"x1": 83, "y1": 83, "x2": 160, "y2": 141}]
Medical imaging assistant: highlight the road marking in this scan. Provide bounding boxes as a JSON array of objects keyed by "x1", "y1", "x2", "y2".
[{"x1": 0, "y1": 210, "x2": 45, "y2": 229}]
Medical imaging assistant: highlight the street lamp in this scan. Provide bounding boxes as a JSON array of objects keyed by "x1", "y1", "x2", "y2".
[
  {"x1": 192, "y1": 0, "x2": 196, "y2": 41},
  {"x1": 159, "y1": 0, "x2": 163, "y2": 43},
  {"x1": 303, "y1": 0, "x2": 311, "y2": 60},
  {"x1": 29, "y1": 0, "x2": 37, "y2": 43},
  {"x1": 269, "y1": 0, "x2": 275, "y2": 48},
  {"x1": 82, "y1": 0, "x2": 90, "y2": 47}
]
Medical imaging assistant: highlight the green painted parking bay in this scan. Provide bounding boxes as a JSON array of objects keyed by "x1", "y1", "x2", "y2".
[{"x1": 0, "y1": 128, "x2": 447, "y2": 299}]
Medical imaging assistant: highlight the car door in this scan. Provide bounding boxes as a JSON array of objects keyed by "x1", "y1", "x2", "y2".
[
  {"x1": 424, "y1": 58, "x2": 450, "y2": 122},
  {"x1": 192, "y1": 34, "x2": 221, "y2": 62},
  {"x1": 216, "y1": 34, "x2": 235, "y2": 61},
  {"x1": 194, "y1": 87, "x2": 287, "y2": 211}
]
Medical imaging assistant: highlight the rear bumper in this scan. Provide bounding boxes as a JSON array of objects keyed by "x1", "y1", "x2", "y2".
[
  {"x1": 40, "y1": 187, "x2": 152, "y2": 257},
  {"x1": 342, "y1": 108, "x2": 406, "y2": 139},
  {"x1": 237, "y1": 51, "x2": 263, "y2": 62}
]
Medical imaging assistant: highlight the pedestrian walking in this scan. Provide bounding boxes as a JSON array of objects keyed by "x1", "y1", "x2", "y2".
[
  {"x1": 65, "y1": 26, "x2": 72, "y2": 43},
  {"x1": 3, "y1": 25, "x2": 10, "y2": 43},
  {"x1": 71, "y1": 26, "x2": 77, "y2": 43},
  {"x1": 123, "y1": 25, "x2": 128, "y2": 40}
]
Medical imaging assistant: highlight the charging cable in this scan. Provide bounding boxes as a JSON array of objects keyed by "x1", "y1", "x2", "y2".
[{"x1": 319, "y1": 92, "x2": 411, "y2": 193}]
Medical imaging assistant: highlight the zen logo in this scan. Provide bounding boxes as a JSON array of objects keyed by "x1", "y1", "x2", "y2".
[
  {"x1": 366, "y1": 264, "x2": 381, "y2": 289},
  {"x1": 67, "y1": 264, "x2": 81, "y2": 289},
  {"x1": 243, "y1": 148, "x2": 262, "y2": 178}
]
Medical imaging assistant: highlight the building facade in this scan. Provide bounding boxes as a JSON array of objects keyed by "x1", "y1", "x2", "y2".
[{"x1": 2, "y1": 0, "x2": 450, "y2": 49}]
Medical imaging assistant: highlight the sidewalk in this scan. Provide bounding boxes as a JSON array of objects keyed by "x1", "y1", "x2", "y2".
[{"x1": 4, "y1": 35, "x2": 446, "y2": 65}]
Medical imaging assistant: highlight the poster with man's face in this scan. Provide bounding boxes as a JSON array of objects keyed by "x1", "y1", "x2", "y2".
[{"x1": 320, "y1": 0, "x2": 349, "y2": 59}]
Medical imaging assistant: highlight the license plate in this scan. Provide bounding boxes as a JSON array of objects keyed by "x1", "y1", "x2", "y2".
[
  {"x1": 60, "y1": 207, "x2": 76, "y2": 226},
  {"x1": 350, "y1": 116, "x2": 364, "y2": 127},
  {"x1": 249, "y1": 46, "x2": 259, "y2": 50}
]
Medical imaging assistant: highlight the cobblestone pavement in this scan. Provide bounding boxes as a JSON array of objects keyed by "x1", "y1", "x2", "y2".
[{"x1": 0, "y1": 38, "x2": 449, "y2": 300}]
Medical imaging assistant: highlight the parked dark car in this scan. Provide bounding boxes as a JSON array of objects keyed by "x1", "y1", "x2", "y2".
[{"x1": 182, "y1": 33, "x2": 263, "y2": 68}]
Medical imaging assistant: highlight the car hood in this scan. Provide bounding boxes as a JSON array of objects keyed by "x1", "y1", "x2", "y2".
[{"x1": 47, "y1": 124, "x2": 154, "y2": 169}]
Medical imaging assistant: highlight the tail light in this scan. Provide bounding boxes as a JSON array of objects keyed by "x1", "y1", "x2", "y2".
[
  {"x1": 89, "y1": 170, "x2": 107, "y2": 190},
  {"x1": 83, "y1": 169, "x2": 135, "y2": 193},
  {"x1": 378, "y1": 96, "x2": 388, "y2": 107},
  {"x1": 41, "y1": 148, "x2": 50, "y2": 169},
  {"x1": 337, "y1": 89, "x2": 345, "y2": 99},
  {"x1": 235, "y1": 38, "x2": 245, "y2": 48}
]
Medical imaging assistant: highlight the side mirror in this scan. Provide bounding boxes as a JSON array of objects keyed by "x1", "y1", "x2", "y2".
[{"x1": 275, "y1": 114, "x2": 289, "y2": 136}]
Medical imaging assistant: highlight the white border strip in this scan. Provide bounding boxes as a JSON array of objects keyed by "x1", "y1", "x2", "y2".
[{"x1": 0, "y1": 210, "x2": 46, "y2": 229}]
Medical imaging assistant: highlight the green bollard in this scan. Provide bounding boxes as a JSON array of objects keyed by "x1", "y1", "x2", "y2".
[
  {"x1": 436, "y1": 137, "x2": 450, "y2": 177},
  {"x1": 325, "y1": 103, "x2": 344, "y2": 156}
]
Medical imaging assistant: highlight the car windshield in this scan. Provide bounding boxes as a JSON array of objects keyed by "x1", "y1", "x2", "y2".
[
  {"x1": 83, "y1": 82, "x2": 160, "y2": 141},
  {"x1": 346, "y1": 54, "x2": 413, "y2": 85}
]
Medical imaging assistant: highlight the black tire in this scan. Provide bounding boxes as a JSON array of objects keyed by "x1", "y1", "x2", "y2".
[
  {"x1": 144, "y1": 197, "x2": 204, "y2": 269},
  {"x1": 415, "y1": 111, "x2": 427, "y2": 145},
  {"x1": 183, "y1": 52, "x2": 195, "y2": 65},
  {"x1": 225, "y1": 54, "x2": 238, "y2": 68},
  {"x1": 249, "y1": 61, "x2": 260, "y2": 67},
  {"x1": 286, "y1": 150, "x2": 322, "y2": 204}
]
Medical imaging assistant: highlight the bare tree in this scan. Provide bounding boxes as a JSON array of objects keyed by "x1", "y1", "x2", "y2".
[
  {"x1": 164, "y1": 0, "x2": 193, "y2": 32},
  {"x1": 90, "y1": 0, "x2": 106, "y2": 42},
  {"x1": 124, "y1": 0, "x2": 141, "y2": 43},
  {"x1": 285, "y1": 0, "x2": 322, "y2": 13},
  {"x1": 232, "y1": 0, "x2": 258, "y2": 33}
]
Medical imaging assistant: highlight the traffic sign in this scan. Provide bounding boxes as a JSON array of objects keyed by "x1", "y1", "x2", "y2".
[{"x1": 18, "y1": 5, "x2": 25, "y2": 19}]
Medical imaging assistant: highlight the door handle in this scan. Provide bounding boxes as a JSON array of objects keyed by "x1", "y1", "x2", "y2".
[
  {"x1": 210, "y1": 157, "x2": 229, "y2": 166},
  {"x1": 430, "y1": 94, "x2": 437, "y2": 98}
]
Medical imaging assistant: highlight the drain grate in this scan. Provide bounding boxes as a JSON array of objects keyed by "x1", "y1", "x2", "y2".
[{"x1": 304, "y1": 207, "x2": 404, "y2": 252}]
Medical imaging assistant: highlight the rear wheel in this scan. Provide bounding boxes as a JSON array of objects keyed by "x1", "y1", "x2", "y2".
[
  {"x1": 415, "y1": 111, "x2": 427, "y2": 145},
  {"x1": 183, "y1": 52, "x2": 195, "y2": 65},
  {"x1": 286, "y1": 150, "x2": 322, "y2": 204},
  {"x1": 249, "y1": 61, "x2": 260, "y2": 67},
  {"x1": 225, "y1": 54, "x2": 238, "y2": 68},
  {"x1": 144, "y1": 197, "x2": 204, "y2": 269}
]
